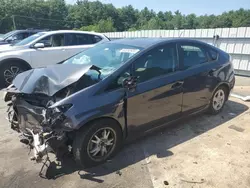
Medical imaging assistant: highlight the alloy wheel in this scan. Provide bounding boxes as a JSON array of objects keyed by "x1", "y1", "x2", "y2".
[
  {"x1": 4, "y1": 66, "x2": 22, "y2": 84},
  {"x1": 87, "y1": 127, "x2": 116, "y2": 161},
  {"x1": 212, "y1": 89, "x2": 225, "y2": 111}
]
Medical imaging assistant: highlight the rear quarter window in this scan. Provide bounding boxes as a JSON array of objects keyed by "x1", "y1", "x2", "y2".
[
  {"x1": 180, "y1": 44, "x2": 208, "y2": 69},
  {"x1": 90, "y1": 35, "x2": 103, "y2": 43},
  {"x1": 209, "y1": 49, "x2": 219, "y2": 61}
]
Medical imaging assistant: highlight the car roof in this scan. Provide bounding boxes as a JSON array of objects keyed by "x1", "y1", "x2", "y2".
[
  {"x1": 108, "y1": 38, "x2": 211, "y2": 48},
  {"x1": 16, "y1": 30, "x2": 108, "y2": 46},
  {"x1": 39, "y1": 30, "x2": 106, "y2": 36},
  {"x1": 14, "y1": 29, "x2": 47, "y2": 33}
]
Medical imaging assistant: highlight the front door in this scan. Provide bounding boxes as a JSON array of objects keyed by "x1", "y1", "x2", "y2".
[
  {"x1": 126, "y1": 43, "x2": 183, "y2": 134},
  {"x1": 30, "y1": 34, "x2": 70, "y2": 68}
]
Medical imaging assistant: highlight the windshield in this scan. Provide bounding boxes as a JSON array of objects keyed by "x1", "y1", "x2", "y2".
[
  {"x1": 14, "y1": 32, "x2": 46, "y2": 46},
  {"x1": 63, "y1": 43, "x2": 143, "y2": 78},
  {"x1": 2, "y1": 31, "x2": 16, "y2": 40}
]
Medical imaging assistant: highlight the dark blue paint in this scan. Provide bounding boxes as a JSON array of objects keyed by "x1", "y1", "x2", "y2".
[{"x1": 54, "y1": 38, "x2": 235, "y2": 140}]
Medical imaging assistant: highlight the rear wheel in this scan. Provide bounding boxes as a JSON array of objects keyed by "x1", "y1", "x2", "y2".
[
  {"x1": 0, "y1": 61, "x2": 30, "y2": 88},
  {"x1": 208, "y1": 86, "x2": 228, "y2": 114},
  {"x1": 73, "y1": 119, "x2": 123, "y2": 168}
]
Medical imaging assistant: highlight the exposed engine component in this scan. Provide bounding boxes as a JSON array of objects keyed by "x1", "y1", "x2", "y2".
[
  {"x1": 3, "y1": 64, "x2": 100, "y2": 164},
  {"x1": 26, "y1": 128, "x2": 52, "y2": 162}
]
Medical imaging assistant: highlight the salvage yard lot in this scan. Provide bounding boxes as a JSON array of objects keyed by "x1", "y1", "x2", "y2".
[{"x1": 0, "y1": 95, "x2": 250, "y2": 188}]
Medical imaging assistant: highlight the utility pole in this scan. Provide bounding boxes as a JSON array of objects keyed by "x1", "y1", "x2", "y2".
[{"x1": 12, "y1": 15, "x2": 16, "y2": 30}]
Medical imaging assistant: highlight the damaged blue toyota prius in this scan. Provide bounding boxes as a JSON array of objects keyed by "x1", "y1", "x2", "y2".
[{"x1": 4, "y1": 38, "x2": 235, "y2": 168}]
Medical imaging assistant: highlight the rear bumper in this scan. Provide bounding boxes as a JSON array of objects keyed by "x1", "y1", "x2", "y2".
[
  {"x1": 226, "y1": 74, "x2": 235, "y2": 101},
  {"x1": 229, "y1": 75, "x2": 235, "y2": 92}
]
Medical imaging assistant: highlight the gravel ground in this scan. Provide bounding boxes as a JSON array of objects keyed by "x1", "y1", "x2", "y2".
[{"x1": 0, "y1": 96, "x2": 250, "y2": 188}]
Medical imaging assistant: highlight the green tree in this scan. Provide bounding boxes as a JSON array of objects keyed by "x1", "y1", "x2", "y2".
[
  {"x1": 0, "y1": 0, "x2": 250, "y2": 33},
  {"x1": 117, "y1": 5, "x2": 138, "y2": 31},
  {"x1": 172, "y1": 10, "x2": 183, "y2": 29},
  {"x1": 142, "y1": 17, "x2": 163, "y2": 29},
  {"x1": 96, "y1": 17, "x2": 116, "y2": 32},
  {"x1": 79, "y1": 17, "x2": 116, "y2": 32},
  {"x1": 137, "y1": 7, "x2": 155, "y2": 28},
  {"x1": 231, "y1": 9, "x2": 250, "y2": 27},
  {"x1": 183, "y1": 14, "x2": 197, "y2": 29}
]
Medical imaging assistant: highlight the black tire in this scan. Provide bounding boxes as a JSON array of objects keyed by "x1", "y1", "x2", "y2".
[
  {"x1": 208, "y1": 86, "x2": 228, "y2": 115},
  {"x1": 0, "y1": 61, "x2": 30, "y2": 88},
  {"x1": 73, "y1": 119, "x2": 123, "y2": 168}
]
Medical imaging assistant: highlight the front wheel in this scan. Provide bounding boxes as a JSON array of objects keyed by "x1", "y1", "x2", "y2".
[
  {"x1": 0, "y1": 61, "x2": 28, "y2": 88},
  {"x1": 208, "y1": 86, "x2": 228, "y2": 114},
  {"x1": 73, "y1": 119, "x2": 123, "y2": 168}
]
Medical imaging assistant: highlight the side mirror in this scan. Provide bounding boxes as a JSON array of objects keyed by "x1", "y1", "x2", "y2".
[
  {"x1": 33, "y1": 43, "x2": 45, "y2": 49},
  {"x1": 122, "y1": 76, "x2": 138, "y2": 92}
]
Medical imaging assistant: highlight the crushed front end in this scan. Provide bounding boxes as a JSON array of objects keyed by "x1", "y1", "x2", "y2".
[
  {"x1": 3, "y1": 63, "x2": 116, "y2": 172},
  {"x1": 3, "y1": 64, "x2": 100, "y2": 163},
  {"x1": 5, "y1": 89, "x2": 73, "y2": 162}
]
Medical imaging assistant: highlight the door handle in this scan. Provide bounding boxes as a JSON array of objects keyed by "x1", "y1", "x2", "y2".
[{"x1": 171, "y1": 81, "x2": 184, "y2": 89}]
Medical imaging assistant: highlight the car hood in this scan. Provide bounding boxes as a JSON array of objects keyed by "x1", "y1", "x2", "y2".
[
  {"x1": 0, "y1": 40, "x2": 7, "y2": 45},
  {"x1": 10, "y1": 64, "x2": 93, "y2": 96}
]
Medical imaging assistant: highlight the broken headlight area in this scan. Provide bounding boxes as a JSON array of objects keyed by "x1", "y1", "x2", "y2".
[
  {"x1": 3, "y1": 64, "x2": 104, "y2": 169},
  {"x1": 6, "y1": 93, "x2": 74, "y2": 163}
]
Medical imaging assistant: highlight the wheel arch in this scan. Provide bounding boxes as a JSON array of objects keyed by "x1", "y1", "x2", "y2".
[
  {"x1": 212, "y1": 82, "x2": 230, "y2": 101},
  {"x1": 0, "y1": 58, "x2": 32, "y2": 70},
  {"x1": 77, "y1": 116, "x2": 125, "y2": 139}
]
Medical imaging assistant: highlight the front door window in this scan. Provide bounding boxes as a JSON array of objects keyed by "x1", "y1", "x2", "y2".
[
  {"x1": 134, "y1": 44, "x2": 178, "y2": 83},
  {"x1": 36, "y1": 34, "x2": 65, "y2": 47}
]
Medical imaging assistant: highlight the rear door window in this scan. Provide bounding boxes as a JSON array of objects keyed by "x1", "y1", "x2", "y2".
[
  {"x1": 179, "y1": 43, "x2": 209, "y2": 69},
  {"x1": 65, "y1": 33, "x2": 77, "y2": 46},
  {"x1": 65, "y1": 33, "x2": 100, "y2": 46}
]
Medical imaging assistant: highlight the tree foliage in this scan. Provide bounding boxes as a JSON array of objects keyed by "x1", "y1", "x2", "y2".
[
  {"x1": 0, "y1": 0, "x2": 250, "y2": 33},
  {"x1": 79, "y1": 17, "x2": 116, "y2": 32}
]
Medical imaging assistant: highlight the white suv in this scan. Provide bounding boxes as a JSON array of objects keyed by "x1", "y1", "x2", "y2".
[{"x1": 0, "y1": 30, "x2": 110, "y2": 87}]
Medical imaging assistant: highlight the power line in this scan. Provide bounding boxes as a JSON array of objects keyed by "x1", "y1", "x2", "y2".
[{"x1": 13, "y1": 15, "x2": 75, "y2": 23}]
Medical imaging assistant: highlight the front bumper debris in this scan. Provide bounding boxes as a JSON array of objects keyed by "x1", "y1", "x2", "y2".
[
  {"x1": 6, "y1": 93, "x2": 70, "y2": 163},
  {"x1": 26, "y1": 128, "x2": 52, "y2": 162}
]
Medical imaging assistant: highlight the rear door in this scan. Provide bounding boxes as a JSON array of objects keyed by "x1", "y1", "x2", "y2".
[
  {"x1": 30, "y1": 34, "x2": 70, "y2": 67},
  {"x1": 177, "y1": 42, "x2": 220, "y2": 115},
  {"x1": 64, "y1": 33, "x2": 102, "y2": 57}
]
